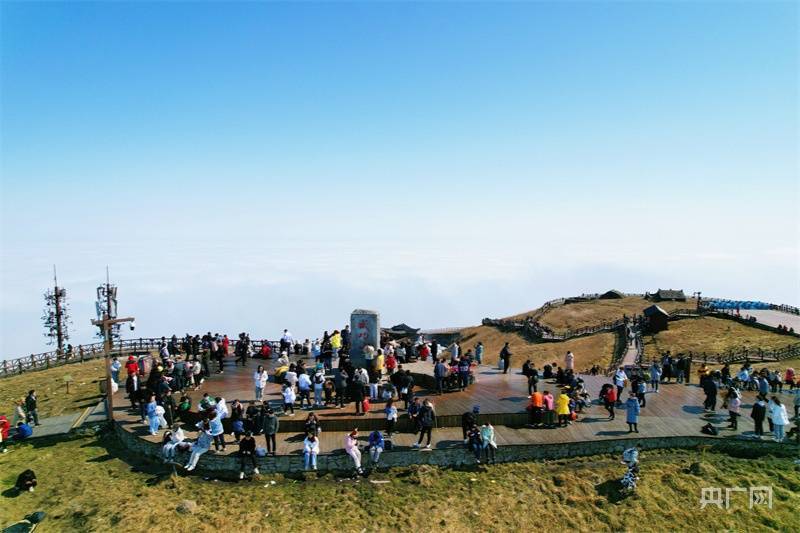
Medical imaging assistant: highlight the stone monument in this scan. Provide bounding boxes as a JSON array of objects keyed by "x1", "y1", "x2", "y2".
[{"x1": 350, "y1": 309, "x2": 380, "y2": 367}]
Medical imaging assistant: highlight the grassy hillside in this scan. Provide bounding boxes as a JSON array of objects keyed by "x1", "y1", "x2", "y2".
[
  {"x1": 537, "y1": 297, "x2": 699, "y2": 332},
  {"x1": 458, "y1": 326, "x2": 616, "y2": 370},
  {"x1": 642, "y1": 317, "x2": 800, "y2": 361},
  {"x1": 1, "y1": 432, "x2": 798, "y2": 532},
  {"x1": 0, "y1": 359, "x2": 106, "y2": 419}
]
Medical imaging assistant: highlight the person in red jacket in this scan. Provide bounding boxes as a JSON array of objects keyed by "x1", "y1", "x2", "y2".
[
  {"x1": 0, "y1": 415, "x2": 10, "y2": 453},
  {"x1": 125, "y1": 355, "x2": 139, "y2": 376},
  {"x1": 222, "y1": 335, "x2": 230, "y2": 356},
  {"x1": 603, "y1": 385, "x2": 617, "y2": 420}
]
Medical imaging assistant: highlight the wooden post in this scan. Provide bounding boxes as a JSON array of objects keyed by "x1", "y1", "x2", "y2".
[
  {"x1": 46, "y1": 354, "x2": 51, "y2": 369},
  {"x1": 30, "y1": 354, "x2": 35, "y2": 369},
  {"x1": 80, "y1": 345, "x2": 84, "y2": 362},
  {"x1": 2, "y1": 360, "x2": 6, "y2": 376}
]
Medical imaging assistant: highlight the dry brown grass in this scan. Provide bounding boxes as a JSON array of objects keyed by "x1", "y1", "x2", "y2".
[
  {"x1": 1, "y1": 432, "x2": 798, "y2": 532},
  {"x1": 0, "y1": 358, "x2": 106, "y2": 419},
  {"x1": 536, "y1": 297, "x2": 699, "y2": 332},
  {"x1": 458, "y1": 325, "x2": 616, "y2": 370},
  {"x1": 642, "y1": 317, "x2": 800, "y2": 360}
]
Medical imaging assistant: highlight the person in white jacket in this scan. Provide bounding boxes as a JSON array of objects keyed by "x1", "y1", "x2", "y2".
[
  {"x1": 215, "y1": 397, "x2": 229, "y2": 420},
  {"x1": 770, "y1": 397, "x2": 790, "y2": 442},
  {"x1": 185, "y1": 420, "x2": 212, "y2": 471},
  {"x1": 162, "y1": 424, "x2": 186, "y2": 462},
  {"x1": 282, "y1": 384, "x2": 296, "y2": 416},
  {"x1": 303, "y1": 434, "x2": 319, "y2": 470},
  {"x1": 254, "y1": 366, "x2": 268, "y2": 401}
]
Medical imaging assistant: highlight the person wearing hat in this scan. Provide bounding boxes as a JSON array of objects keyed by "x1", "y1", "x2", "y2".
[{"x1": 125, "y1": 355, "x2": 139, "y2": 377}]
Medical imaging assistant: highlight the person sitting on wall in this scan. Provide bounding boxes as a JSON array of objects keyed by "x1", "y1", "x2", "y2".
[{"x1": 13, "y1": 421, "x2": 32, "y2": 441}]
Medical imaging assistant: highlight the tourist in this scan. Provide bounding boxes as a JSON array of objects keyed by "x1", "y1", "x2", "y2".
[
  {"x1": 466, "y1": 424, "x2": 483, "y2": 463},
  {"x1": 146, "y1": 394, "x2": 162, "y2": 435},
  {"x1": 215, "y1": 397, "x2": 229, "y2": 420},
  {"x1": 449, "y1": 341, "x2": 460, "y2": 362},
  {"x1": 613, "y1": 368, "x2": 627, "y2": 406},
  {"x1": 725, "y1": 388, "x2": 741, "y2": 430},
  {"x1": 367, "y1": 430, "x2": 384, "y2": 466},
  {"x1": 682, "y1": 356, "x2": 692, "y2": 385},
  {"x1": 556, "y1": 391, "x2": 571, "y2": 427},
  {"x1": 238, "y1": 431, "x2": 259, "y2": 478},
  {"x1": 254, "y1": 365, "x2": 268, "y2": 402},
  {"x1": 462, "y1": 406, "x2": 479, "y2": 440},
  {"x1": 770, "y1": 397, "x2": 789, "y2": 442},
  {"x1": 185, "y1": 420, "x2": 212, "y2": 471},
  {"x1": 368, "y1": 366, "x2": 381, "y2": 401},
  {"x1": 399, "y1": 370, "x2": 414, "y2": 410},
  {"x1": 434, "y1": 358, "x2": 447, "y2": 395},
  {"x1": 649, "y1": 362, "x2": 661, "y2": 392},
  {"x1": 751, "y1": 395, "x2": 767, "y2": 437},
  {"x1": 785, "y1": 367, "x2": 796, "y2": 391},
  {"x1": 282, "y1": 384, "x2": 296, "y2": 416},
  {"x1": 262, "y1": 408, "x2": 279, "y2": 456},
  {"x1": 602, "y1": 385, "x2": 616, "y2": 420},
  {"x1": 280, "y1": 329, "x2": 293, "y2": 356},
  {"x1": 527, "y1": 390, "x2": 544, "y2": 426},
  {"x1": 413, "y1": 399, "x2": 436, "y2": 449},
  {"x1": 122, "y1": 360, "x2": 141, "y2": 402},
  {"x1": 384, "y1": 398, "x2": 398, "y2": 435},
  {"x1": 458, "y1": 356, "x2": 471, "y2": 391},
  {"x1": 24, "y1": 391, "x2": 39, "y2": 426},
  {"x1": 162, "y1": 389, "x2": 177, "y2": 427},
  {"x1": 702, "y1": 375, "x2": 718, "y2": 412},
  {"x1": 199, "y1": 393, "x2": 215, "y2": 411},
  {"x1": 345, "y1": 429, "x2": 364, "y2": 474},
  {"x1": 162, "y1": 423, "x2": 186, "y2": 463},
  {"x1": 305, "y1": 412, "x2": 321, "y2": 436},
  {"x1": 351, "y1": 375, "x2": 366, "y2": 415},
  {"x1": 14, "y1": 469, "x2": 37, "y2": 493},
  {"x1": 475, "y1": 342, "x2": 484, "y2": 365},
  {"x1": 480, "y1": 423, "x2": 497, "y2": 464},
  {"x1": 625, "y1": 394, "x2": 640, "y2": 433},
  {"x1": 542, "y1": 390, "x2": 556, "y2": 427},
  {"x1": 303, "y1": 433, "x2": 319, "y2": 470},
  {"x1": 500, "y1": 342, "x2": 512, "y2": 374},
  {"x1": 209, "y1": 411, "x2": 226, "y2": 451},
  {"x1": 0, "y1": 415, "x2": 9, "y2": 453},
  {"x1": 298, "y1": 371, "x2": 313, "y2": 409},
  {"x1": 12, "y1": 399, "x2": 26, "y2": 426},
  {"x1": 125, "y1": 355, "x2": 139, "y2": 377},
  {"x1": 13, "y1": 421, "x2": 32, "y2": 441},
  {"x1": 110, "y1": 357, "x2": 121, "y2": 384},
  {"x1": 794, "y1": 391, "x2": 800, "y2": 420},
  {"x1": 284, "y1": 365, "x2": 298, "y2": 391},
  {"x1": 565, "y1": 351, "x2": 574, "y2": 372}
]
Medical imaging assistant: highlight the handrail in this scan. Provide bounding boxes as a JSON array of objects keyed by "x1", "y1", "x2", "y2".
[{"x1": 0, "y1": 336, "x2": 280, "y2": 378}]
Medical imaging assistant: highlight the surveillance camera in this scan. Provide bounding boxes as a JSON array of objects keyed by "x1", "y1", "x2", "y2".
[{"x1": 130, "y1": 321, "x2": 136, "y2": 331}]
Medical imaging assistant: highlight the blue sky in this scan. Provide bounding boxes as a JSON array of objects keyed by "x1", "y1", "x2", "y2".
[{"x1": 1, "y1": 1, "x2": 798, "y2": 358}]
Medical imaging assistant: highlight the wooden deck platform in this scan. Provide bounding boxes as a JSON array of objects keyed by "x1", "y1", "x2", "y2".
[{"x1": 114, "y1": 353, "x2": 799, "y2": 459}]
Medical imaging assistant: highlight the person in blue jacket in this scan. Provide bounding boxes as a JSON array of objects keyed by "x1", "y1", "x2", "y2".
[
  {"x1": 367, "y1": 430, "x2": 384, "y2": 466},
  {"x1": 13, "y1": 422, "x2": 33, "y2": 441}
]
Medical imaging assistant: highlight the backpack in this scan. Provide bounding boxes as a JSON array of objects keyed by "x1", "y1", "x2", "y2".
[{"x1": 701, "y1": 423, "x2": 718, "y2": 436}]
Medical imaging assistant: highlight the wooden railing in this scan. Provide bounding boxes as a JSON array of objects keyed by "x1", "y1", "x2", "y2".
[
  {"x1": 482, "y1": 316, "x2": 627, "y2": 342},
  {"x1": 1, "y1": 337, "x2": 280, "y2": 378},
  {"x1": 639, "y1": 341, "x2": 800, "y2": 366}
]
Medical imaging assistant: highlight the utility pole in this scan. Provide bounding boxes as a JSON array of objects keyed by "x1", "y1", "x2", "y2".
[{"x1": 91, "y1": 268, "x2": 134, "y2": 421}]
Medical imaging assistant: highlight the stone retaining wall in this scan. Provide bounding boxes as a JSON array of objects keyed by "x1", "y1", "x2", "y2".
[{"x1": 114, "y1": 422, "x2": 796, "y2": 476}]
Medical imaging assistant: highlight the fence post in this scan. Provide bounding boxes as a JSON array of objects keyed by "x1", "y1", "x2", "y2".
[
  {"x1": 2, "y1": 360, "x2": 6, "y2": 376},
  {"x1": 46, "y1": 354, "x2": 50, "y2": 369},
  {"x1": 30, "y1": 354, "x2": 35, "y2": 369},
  {"x1": 80, "y1": 345, "x2": 84, "y2": 362}
]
